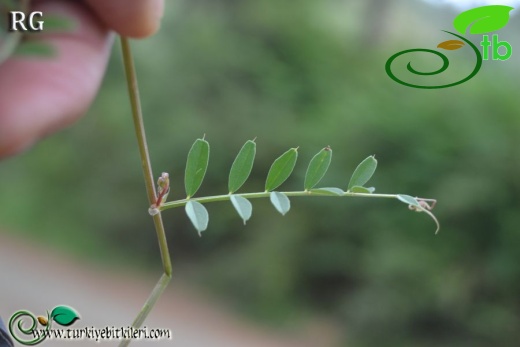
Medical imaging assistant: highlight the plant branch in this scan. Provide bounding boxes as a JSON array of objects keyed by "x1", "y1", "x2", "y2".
[
  {"x1": 120, "y1": 36, "x2": 172, "y2": 346},
  {"x1": 160, "y1": 190, "x2": 437, "y2": 210},
  {"x1": 160, "y1": 190, "x2": 438, "y2": 233}
]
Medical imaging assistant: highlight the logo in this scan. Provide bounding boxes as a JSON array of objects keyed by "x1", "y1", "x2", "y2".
[
  {"x1": 385, "y1": 5, "x2": 514, "y2": 89},
  {"x1": 8, "y1": 305, "x2": 172, "y2": 345},
  {"x1": 8, "y1": 11, "x2": 44, "y2": 31},
  {"x1": 9, "y1": 305, "x2": 80, "y2": 345}
]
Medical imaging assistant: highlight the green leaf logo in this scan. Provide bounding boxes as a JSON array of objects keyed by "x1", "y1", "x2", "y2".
[
  {"x1": 50, "y1": 306, "x2": 80, "y2": 326},
  {"x1": 453, "y1": 5, "x2": 514, "y2": 35}
]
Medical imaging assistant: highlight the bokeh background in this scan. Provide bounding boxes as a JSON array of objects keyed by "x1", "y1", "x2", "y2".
[{"x1": 1, "y1": 0, "x2": 520, "y2": 346}]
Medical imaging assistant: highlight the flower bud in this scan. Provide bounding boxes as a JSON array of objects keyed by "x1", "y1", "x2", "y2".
[{"x1": 157, "y1": 172, "x2": 170, "y2": 191}]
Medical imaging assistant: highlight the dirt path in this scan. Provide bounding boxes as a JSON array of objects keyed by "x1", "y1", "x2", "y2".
[{"x1": 0, "y1": 232, "x2": 339, "y2": 346}]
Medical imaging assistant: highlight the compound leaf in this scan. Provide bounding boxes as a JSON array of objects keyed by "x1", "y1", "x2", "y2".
[
  {"x1": 304, "y1": 147, "x2": 332, "y2": 190},
  {"x1": 185, "y1": 138, "x2": 209, "y2": 198},
  {"x1": 230, "y1": 195, "x2": 253, "y2": 225},
  {"x1": 186, "y1": 201, "x2": 209, "y2": 236},
  {"x1": 265, "y1": 148, "x2": 298, "y2": 192},
  {"x1": 348, "y1": 156, "x2": 377, "y2": 190},
  {"x1": 453, "y1": 5, "x2": 513, "y2": 34},
  {"x1": 228, "y1": 140, "x2": 256, "y2": 193},
  {"x1": 270, "y1": 191, "x2": 291, "y2": 215}
]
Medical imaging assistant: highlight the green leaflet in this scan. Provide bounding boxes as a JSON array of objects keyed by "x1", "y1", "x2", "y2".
[
  {"x1": 228, "y1": 140, "x2": 256, "y2": 193},
  {"x1": 230, "y1": 195, "x2": 253, "y2": 224},
  {"x1": 310, "y1": 187, "x2": 345, "y2": 196},
  {"x1": 270, "y1": 191, "x2": 291, "y2": 215},
  {"x1": 265, "y1": 148, "x2": 298, "y2": 192},
  {"x1": 185, "y1": 200, "x2": 209, "y2": 236},
  {"x1": 304, "y1": 147, "x2": 332, "y2": 190},
  {"x1": 397, "y1": 194, "x2": 421, "y2": 207},
  {"x1": 350, "y1": 186, "x2": 375, "y2": 194},
  {"x1": 348, "y1": 156, "x2": 377, "y2": 190},
  {"x1": 185, "y1": 138, "x2": 210, "y2": 198},
  {"x1": 453, "y1": 5, "x2": 513, "y2": 35}
]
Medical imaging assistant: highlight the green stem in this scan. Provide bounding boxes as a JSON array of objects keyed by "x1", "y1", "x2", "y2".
[
  {"x1": 120, "y1": 37, "x2": 172, "y2": 347},
  {"x1": 119, "y1": 273, "x2": 171, "y2": 347},
  {"x1": 120, "y1": 38, "x2": 156, "y2": 205},
  {"x1": 160, "y1": 190, "x2": 436, "y2": 210}
]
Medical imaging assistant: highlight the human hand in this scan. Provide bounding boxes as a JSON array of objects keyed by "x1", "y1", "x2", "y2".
[{"x1": 0, "y1": 0, "x2": 164, "y2": 158}]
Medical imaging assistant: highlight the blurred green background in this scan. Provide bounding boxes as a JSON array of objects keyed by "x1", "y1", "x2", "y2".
[{"x1": 2, "y1": 0, "x2": 520, "y2": 346}]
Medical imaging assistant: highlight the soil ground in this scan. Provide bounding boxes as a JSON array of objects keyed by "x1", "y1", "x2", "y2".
[{"x1": 0, "y1": 232, "x2": 340, "y2": 346}]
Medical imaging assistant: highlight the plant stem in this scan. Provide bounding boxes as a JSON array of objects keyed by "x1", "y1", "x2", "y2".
[
  {"x1": 160, "y1": 190, "x2": 437, "y2": 210},
  {"x1": 120, "y1": 38, "x2": 156, "y2": 205},
  {"x1": 120, "y1": 37, "x2": 172, "y2": 346},
  {"x1": 119, "y1": 273, "x2": 171, "y2": 347}
]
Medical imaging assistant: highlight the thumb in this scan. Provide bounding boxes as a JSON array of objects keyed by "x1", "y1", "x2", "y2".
[{"x1": 0, "y1": 0, "x2": 112, "y2": 158}]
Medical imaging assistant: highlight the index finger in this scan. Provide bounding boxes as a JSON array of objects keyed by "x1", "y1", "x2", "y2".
[{"x1": 85, "y1": 0, "x2": 164, "y2": 38}]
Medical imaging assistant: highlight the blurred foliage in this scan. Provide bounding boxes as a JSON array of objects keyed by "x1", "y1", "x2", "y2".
[{"x1": 1, "y1": 0, "x2": 520, "y2": 346}]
